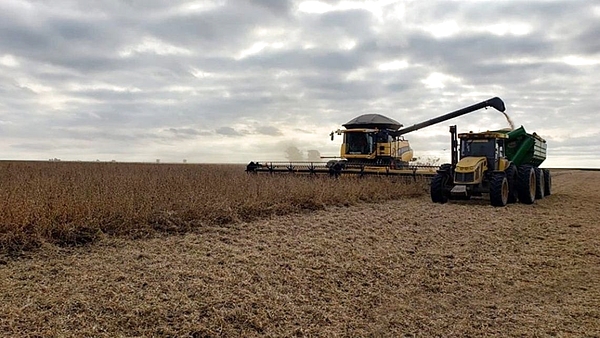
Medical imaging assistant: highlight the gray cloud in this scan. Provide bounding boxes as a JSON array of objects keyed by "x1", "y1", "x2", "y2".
[
  {"x1": 0, "y1": 0, "x2": 597, "y2": 166},
  {"x1": 167, "y1": 127, "x2": 212, "y2": 138},
  {"x1": 255, "y1": 125, "x2": 282, "y2": 136},
  {"x1": 216, "y1": 126, "x2": 242, "y2": 136}
]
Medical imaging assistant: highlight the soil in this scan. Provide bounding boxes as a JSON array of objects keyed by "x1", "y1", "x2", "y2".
[{"x1": 1, "y1": 170, "x2": 599, "y2": 337}]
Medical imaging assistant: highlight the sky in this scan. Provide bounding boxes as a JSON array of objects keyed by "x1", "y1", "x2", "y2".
[{"x1": 1, "y1": 0, "x2": 599, "y2": 167}]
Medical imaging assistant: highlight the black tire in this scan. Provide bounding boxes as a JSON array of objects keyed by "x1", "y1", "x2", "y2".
[
  {"x1": 534, "y1": 167, "x2": 545, "y2": 200},
  {"x1": 505, "y1": 163, "x2": 518, "y2": 204},
  {"x1": 431, "y1": 173, "x2": 450, "y2": 204},
  {"x1": 518, "y1": 165, "x2": 536, "y2": 204},
  {"x1": 543, "y1": 169, "x2": 552, "y2": 196},
  {"x1": 328, "y1": 161, "x2": 345, "y2": 178},
  {"x1": 490, "y1": 172, "x2": 509, "y2": 207},
  {"x1": 439, "y1": 163, "x2": 452, "y2": 172}
]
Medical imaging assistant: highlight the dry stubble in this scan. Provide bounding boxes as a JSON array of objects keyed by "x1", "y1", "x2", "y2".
[{"x1": 0, "y1": 169, "x2": 599, "y2": 337}]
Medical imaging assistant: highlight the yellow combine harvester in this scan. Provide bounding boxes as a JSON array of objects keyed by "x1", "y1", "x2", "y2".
[{"x1": 246, "y1": 97, "x2": 506, "y2": 177}]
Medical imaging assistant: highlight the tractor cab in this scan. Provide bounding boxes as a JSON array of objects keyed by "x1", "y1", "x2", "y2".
[
  {"x1": 453, "y1": 131, "x2": 510, "y2": 188},
  {"x1": 459, "y1": 131, "x2": 508, "y2": 172}
]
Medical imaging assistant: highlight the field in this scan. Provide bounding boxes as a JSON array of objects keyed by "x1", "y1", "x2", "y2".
[
  {"x1": 0, "y1": 161, "x2": 423, "y2": 255},
  {"x1": 1, "y1": 162, "x2": 599, "y2": 337}
]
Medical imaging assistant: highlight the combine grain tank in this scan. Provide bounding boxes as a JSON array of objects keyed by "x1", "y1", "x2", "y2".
[{"x1": 431, "y1": 124, "x2": 550, "y2": 207}]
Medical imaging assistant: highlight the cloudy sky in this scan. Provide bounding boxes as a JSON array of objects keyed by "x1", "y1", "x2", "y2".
[{"x1": 1, "y1": 0, "x2": 599, "y2": 167}]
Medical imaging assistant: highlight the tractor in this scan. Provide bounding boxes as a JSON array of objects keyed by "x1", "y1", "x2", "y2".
[{"x1": 431, "y1": 125, "x2": 550, "y2": 206}]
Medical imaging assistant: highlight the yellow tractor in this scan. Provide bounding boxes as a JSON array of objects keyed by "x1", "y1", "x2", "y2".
[{"x1": 431, "y1": 125, "x2": 548, "y2": 206}]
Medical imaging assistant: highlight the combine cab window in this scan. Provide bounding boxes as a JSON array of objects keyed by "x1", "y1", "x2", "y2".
[
  {"x1": 376, "y1": 130, "x2": 392, "y2": 143},
  {"x1": 345, "y1": 133, "x2": 374, "y2": 154}
]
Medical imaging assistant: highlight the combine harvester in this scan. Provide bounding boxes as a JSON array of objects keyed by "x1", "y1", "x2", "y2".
[
  {"x1": 431, "y1": 124, "x2": 550, "y2": 206},
  {"x1": 246, "y1": 97, "x2": 507, "y2": 177}
]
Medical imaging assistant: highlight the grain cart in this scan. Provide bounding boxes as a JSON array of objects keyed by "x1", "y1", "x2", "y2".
[
  {"x1": 247, "y1": 97, "x2": 506, "y2": 177},
  {"x1": 431, "y1": 125, "x2": 550, "y2": 206}
]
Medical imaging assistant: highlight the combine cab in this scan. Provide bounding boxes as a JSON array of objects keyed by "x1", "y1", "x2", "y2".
[
  {"x1": 431, "y1": 124, "x2": 549, "y2": 206},
  {"x1": 334, "y1": 114, "x2": 413, "y2": 167},
  {"x1": 247, "y1": 97, "x2": 506, "y2": 178}
]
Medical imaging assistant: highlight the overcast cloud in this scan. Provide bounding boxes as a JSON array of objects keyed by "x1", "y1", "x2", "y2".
[{"x1": 1, "y1": 0, "x2": 599, "y2": 167}]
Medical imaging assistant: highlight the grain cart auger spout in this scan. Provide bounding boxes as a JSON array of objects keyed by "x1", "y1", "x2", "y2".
[
  {"x1": 246, "y1": 97, "x2": 506, "y2": 177},
  {"x1": 430, "y1": 122, "x2": 549, "y2": 207}
]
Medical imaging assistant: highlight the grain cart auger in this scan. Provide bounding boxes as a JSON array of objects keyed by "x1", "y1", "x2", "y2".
[
  {"x1": 246, "y1": 97, "x2": 507, "y2": 177},
  {"x1": 430, "y1": 124, "x2": 550, "y2": 207}
]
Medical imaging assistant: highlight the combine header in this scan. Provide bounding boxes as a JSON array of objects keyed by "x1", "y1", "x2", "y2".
[{"x1": 246, "y1": 97, "x2": 506, "y2": 177}]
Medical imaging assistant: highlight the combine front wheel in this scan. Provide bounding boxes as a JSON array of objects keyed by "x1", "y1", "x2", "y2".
[
  {"x1": 518, "y1": 165, "x2": 536, "y2": 204},
  {"x1": 490, "y1": 173, "x2": 509, "y2": 207},
  {"x1": 431, "y1": 173, "x2": 450, "y2": 204}
]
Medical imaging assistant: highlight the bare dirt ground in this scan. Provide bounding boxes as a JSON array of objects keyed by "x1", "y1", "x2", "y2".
[{"x1": 1, "y1": 170, "x2": 599, "y2": 337}]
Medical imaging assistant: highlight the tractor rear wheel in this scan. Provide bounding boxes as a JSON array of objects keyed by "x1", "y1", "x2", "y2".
[
  {"x1": 534, "y1": 167, "x2": 545, "y2": 199},
  {"x1": 431, "y1": 173, "x2": 450, "y2": 204},
  {"x1": 490, "y1": 172, "x2": 509, "y2": 207},
  {"x1": 505, "y1": 163, "x2": 518, "y2": 204},
  {"x1": 518, "y1": 165, "x2": 536, "y2": 204},
  {"x1": 543, "y1": 169, "x2": 552, "y2": 196}
]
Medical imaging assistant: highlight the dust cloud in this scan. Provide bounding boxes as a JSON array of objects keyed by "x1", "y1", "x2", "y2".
[
  {"x1": 285, "y1": 146, "x2": 304, "y2": 161},
  {"x1": 307, "y1": 150, "x2": 321, "y2": 162},
  {"x1": 284, "y1": 147, "x2": 322, "y2": 161}
]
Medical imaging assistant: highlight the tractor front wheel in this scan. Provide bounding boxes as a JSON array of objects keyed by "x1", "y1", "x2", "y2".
[
  {"x1": 431, "y1": 173, "x2": 450, "y2": 204},
  {"x1": 490, "y1": 173, "x2": 509, "y2": 207}
]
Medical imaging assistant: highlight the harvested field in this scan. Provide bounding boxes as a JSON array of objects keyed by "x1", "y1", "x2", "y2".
[{"x1": 1, "y1": 168, "x2": 599, "y2": 337}]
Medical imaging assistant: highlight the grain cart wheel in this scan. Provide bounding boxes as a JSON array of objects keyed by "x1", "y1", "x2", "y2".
[
  {"x1": 490, "y1": 172, "x2": 509, "y2": 207},
  {"x1": 543, "y1": 169, "x2": 552, "y2": 196},
  {"x1": 534, "y1": 167, "x2": 545, "y2": 200},
  {"x1": 431, "y1": 172, "x2": 450, "y2": 204},
  {"x1": 505, "y1": 163, "x2": 518, "y2": 204},
  {"x1": 517, "y1": 165, "x2": 536, "y2": 204}
]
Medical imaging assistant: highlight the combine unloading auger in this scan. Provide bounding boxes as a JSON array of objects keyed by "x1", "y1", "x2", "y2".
[
  {"x1": 246, "y1": 97, "x2": 506, "y2": 177},
  {"x1": 390, "y1": 97, "x2": 505, "y2": 136}
]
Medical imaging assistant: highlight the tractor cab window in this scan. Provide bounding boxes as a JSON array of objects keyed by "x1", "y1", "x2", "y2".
[
  {"x1": 461, "y1": 138, "x2": 500, "y2": 169},
  {"x1": 345, "y1": 132, "x2": 374, "y2": 155},
  {"x1": 460, "y1": 138, "x2": 495, "y2": 159},
  {"x1": 496, "y1": 139, "x2": 505, "y2": 157}
]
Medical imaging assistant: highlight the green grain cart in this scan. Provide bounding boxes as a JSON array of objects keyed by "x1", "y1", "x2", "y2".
[{"x1": 431, "y1": 124, "x2": 550, "y2": 207}]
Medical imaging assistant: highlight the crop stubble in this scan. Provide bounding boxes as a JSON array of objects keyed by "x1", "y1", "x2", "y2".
[{"x1": 0, "y1": 164, "x2": 599, "y2": 337}]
